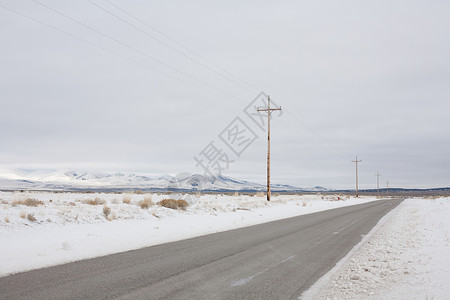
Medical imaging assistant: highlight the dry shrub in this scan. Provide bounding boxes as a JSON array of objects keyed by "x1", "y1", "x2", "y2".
[
  {"x1": 158, "y1": 199, "x2": 178, "y2": 210},
  {"x1": 12, "y1": 198, "x2": 43, "y2": 207},
  {"x1": 302, "y1": 200, "x2": 307, "y2": 207},
  {"x1": 27, "y1": 213, "x2": 37, "y2": 222},
  {"x1": 82, "y1": 197, "x2": 106, "y2": 205},
  {"x1": 139, "y1": 197, "x2": 153, "y2": 209},
  {"x1": 20, "y1": 211, "x2": 26, "y2": 219},
  {"x1": 177, "y1": 199, "x2": 189, "y2": 210},
  {"x1": 134, "y1": 190, "x2": 144, "y2": 194},
  {"x1": 255, "y1": 191, "x2": 265, "y2": 197},
  {"x1": 103, "y1": 205, "x2": 111, "y2": 219},
  {"x1": 122, "y1": 196, "x2": 131, "y2": 204},
  {"x1": 1, "y1": 199, "x2": 8, "y2": 204},
  {"x1": 4, "y1": 216, "x2": 9, "y2": 223}
]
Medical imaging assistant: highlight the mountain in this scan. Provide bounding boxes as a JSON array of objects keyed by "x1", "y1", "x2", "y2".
[{"x1": 0, "y1": 169, "x2": 318, "y2": 192}]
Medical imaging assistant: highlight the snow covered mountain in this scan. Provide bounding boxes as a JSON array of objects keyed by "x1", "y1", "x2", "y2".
[{"x1": 0, "y1": 169, "x2": 326, "y2": 192}]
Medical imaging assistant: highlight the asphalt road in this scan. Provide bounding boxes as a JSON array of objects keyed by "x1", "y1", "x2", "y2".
[{"x1": 0, "y1": 199, "x2": 403, "y2": 300}]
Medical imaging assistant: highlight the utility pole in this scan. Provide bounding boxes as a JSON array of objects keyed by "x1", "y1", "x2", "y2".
[
  {"x1": 352, "y1": 156, "x2": 362, "y2": 197},
  {"x1": 257, "y1": 95, "x2": 282, "y2": 201},
  {"x1": 386, "y1": 180, "x2": 389, "y2": 197},
  {"x1": 376, "y1": 172, "x2": 381, "y2": 198}
]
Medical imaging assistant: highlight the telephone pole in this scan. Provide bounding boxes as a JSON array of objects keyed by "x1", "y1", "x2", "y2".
[
  {"x1": 257, "y1": 95, "x2": 282, "y2": 201},
  {"x1": 386, "y1": 180, "x2": 389, "y2": 196},
  {"x1": 352, "y1": 156, "x2": 362, "y2": 197},
  {"x1": 376, "y1": 172, "x2": 381, "y2": 198}
]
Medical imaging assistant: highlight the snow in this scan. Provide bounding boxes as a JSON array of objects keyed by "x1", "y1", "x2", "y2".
[
  {"x1": 0, "y1": 191, "x2": 372, "y2": 277},
  {"x1": 0, "y1": 169, "x2": 323, "y2": 192},
  {"x1": 2, "y1": 192, "x2": 449, "y2": 299},
  {"x1": 301, "y1": 197, "x2": 450, "y2": 299}
]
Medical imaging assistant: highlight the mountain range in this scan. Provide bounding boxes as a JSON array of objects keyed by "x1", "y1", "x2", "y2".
[{"x1": 0, "y1": 170, "x2": 327, "y2": 192}]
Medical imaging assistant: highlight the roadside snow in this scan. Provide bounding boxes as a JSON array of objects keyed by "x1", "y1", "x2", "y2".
[
  {"x1": 302, "y1": 197, "x2": 450, "y2": 299},
  {"x1": 0, "y1": 191, "x2": 376, "y2": 277}
]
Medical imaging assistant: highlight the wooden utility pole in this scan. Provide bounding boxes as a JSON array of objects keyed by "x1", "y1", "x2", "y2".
[
  {"x1": 376, "y1": 172, "x2": 381, "y2": 198},
  {"x1": 386, "y1": 180, "x2": 389, "y2": 196},
  {"x1": 257, "y1": 95, "x2": 282, "y2": 201},
  {"x1": 352, "y1": 156, "x2": 362, "y2": 197}
]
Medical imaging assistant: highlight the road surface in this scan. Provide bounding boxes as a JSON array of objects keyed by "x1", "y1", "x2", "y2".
[{"x1": 0, "y1": 199, "x2": 403, "y2": 299}]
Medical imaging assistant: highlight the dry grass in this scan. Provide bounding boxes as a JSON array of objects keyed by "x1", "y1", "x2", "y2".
[
  {"x1": 122, "y1": 196, "x2": 131, "y2": 204},
  {"x1": 20, "y1": 211, "x2": 26, "y2": 219},
  {"x1": 4, "y1": 216, "x2": 9, "y2": 223},
  {"x1": 177, "y1": 199, "x2": 189, "y2": 210},
  {"x1": 255, "y1": 191, "x2": 265, "y2": 197},
  {"x1": 82, "y1": 197, "x2": 106, "y2": 205},
  {"x1": 158, "y1": 199, "x2": 178, "y2": 210},
  {"x1": 157, "y1": 199, "x2": 189, "y2": 210},
  {"x1": 103, "y1": 205, "x2": 111, "y2": 219},
  {"x1": 302, "y1": 200, "x2": 307, "y2": 207},
  {"x1": 134, "y1": 190, "x2": 144, "y2": 194},
  {"x1": 138, "y1": 197, "x2": 153, "y2": 209},
  {"x1": 27, "y1": 213, "x2": 37, "y2": 222},
  {"x1": 12, "y1": 198, "x2": 43, "y2": 207}
]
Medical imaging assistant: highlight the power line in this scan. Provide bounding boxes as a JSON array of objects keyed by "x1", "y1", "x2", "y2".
[
  {"x1": 386, "y1": 180, "x2": 390, "y2": 197},
  {"x1": 257, "y1": 95, "x2": 282, "y2": 201},
  {"x1": 30, "y1": 0, "x2": 248, "y2": 104},
  {"x1": 352, "y1": 156, "x2": 362, "y2": 197},
  {"x1": 0, "y1": 3, "x2": 240, "y2": 104},
  {"x1": 376, "y1": 172, "x2": 381, "y2": 198},
  {"x1": 103, "y1": 0, "x2": 262, "y2": 93},
  {"x1": 87, "y1": 0, "x2": 258, "y2": 95}
]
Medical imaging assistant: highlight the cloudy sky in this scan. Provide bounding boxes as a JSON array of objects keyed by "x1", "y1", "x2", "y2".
[{"x1": 1, "y1": 0, "x2": 449, "y2": 189}]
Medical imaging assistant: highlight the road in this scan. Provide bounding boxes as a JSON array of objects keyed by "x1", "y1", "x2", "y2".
[{"x1": 0, "y1": 199, "x2": 403, "y2": 300}]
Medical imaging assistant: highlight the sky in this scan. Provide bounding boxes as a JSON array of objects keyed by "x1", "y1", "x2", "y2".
[{"x1": 0, "y1": 0, "x2": 449, "y2": 189}]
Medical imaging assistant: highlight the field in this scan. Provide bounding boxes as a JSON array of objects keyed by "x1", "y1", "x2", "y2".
[{"x1": 1, "y1": 191, "x2": 449, "y2": 298}]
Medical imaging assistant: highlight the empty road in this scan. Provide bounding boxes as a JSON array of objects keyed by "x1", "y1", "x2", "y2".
[{"x1": 0, "y1": 199, "x2": 403, "y2": 299}]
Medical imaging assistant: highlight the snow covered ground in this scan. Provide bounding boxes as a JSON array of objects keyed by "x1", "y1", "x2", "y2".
[
  {"x1": 0, "y1": 191, "x2": 374, "y2": 277},
  {"x1": 1, "y1": 192, "x2": 449, "y2": 299},
  {"x1": 302, "y1": 197, "x2": 450, "y2": 299}
]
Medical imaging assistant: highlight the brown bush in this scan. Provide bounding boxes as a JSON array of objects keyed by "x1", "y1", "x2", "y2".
[
  {"x1": 27, "y1": 213, "x2": 37, "y2": 222},
  {"x1": 158, "y1": 199, "x2": 178, "y2": 210},
  {"x1": 12, "y1": 198, "x2": 43, "y2": 207},
  {"x1": 82, "y1": 197, "x2": 106, "y2": 205},
  {"x1": 138, "y1": 197, "x2": 153, "y2": 209},
  {"x1": 177, "y1": 199, "x2": 189, "y2": 210},
  {"x1": 122, "y1": 196, "x2": 131, "y2": 204},
  {"x1": 103, "y1": 205, "x2": 111, "y2": 218}
]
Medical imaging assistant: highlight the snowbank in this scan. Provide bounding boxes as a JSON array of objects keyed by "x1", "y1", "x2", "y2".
[{"x1": 302, "y1": 197, "x2": 450, "y2": 299}]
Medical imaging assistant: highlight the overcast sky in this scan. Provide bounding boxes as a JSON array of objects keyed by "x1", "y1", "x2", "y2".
[{"x1": 1, "y1": 0, "x2": 449, "y2": 189}]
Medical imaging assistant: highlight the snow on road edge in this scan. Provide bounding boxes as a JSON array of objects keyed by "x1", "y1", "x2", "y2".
[
  {"x1": 301, "y1": 197, "x2": 450, "y2": 299},
  {"x1": 300, "y1": 199, "x2": 402, "y2": 300}
]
